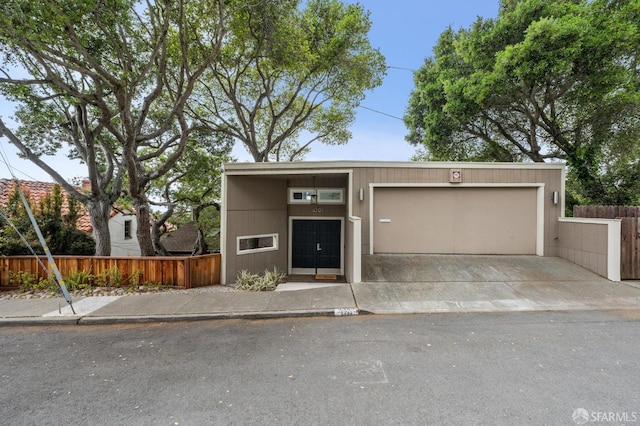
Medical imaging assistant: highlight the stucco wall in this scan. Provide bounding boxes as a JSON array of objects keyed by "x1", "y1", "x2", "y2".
[
  {"x1": 558, "y1": 218, "x2": 621, "y2": 281},
  {"x1": 109, "y1": 212, "x2": 141, "y2": 256}
]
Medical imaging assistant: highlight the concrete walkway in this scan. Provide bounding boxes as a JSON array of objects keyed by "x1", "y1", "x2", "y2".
[{"x1": 1, "y1": 256, "x2": 640, "y2": 325}]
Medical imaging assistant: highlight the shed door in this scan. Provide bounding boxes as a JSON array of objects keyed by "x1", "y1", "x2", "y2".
[{"x1": 373, "y1": 187, "x2": 537, "y2": 254}]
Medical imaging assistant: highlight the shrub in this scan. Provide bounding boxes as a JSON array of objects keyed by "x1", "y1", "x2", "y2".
[
  {"x1": 64, "y1": 270, "x2": 94, "y2": 291},
  {"x1": 9, "y1": 270, "x2": 36, "y2": 288},
  {"x1": 236, "y1": 267, "x2": 285, "y2": 291},
  {"x1": 9, "y1": 271, "x2": 56, "y2": 293}
]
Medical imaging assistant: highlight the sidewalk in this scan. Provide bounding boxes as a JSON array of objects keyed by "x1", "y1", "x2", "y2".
[
  {"x1": 0, "y1": 283, "x2": 359, "y2": 325},
  {"x1": 2, "y1": 278, "x2": 640, "y2": 325}
]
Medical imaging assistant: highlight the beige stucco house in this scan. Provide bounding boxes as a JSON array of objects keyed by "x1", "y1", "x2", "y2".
[{"x1": 220, "y1": 161, "x2": 566, "y2": 285}]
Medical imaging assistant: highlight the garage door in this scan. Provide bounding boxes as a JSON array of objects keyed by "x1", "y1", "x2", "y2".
[{"x1": 373, "y1": 187, "x2": 538, "y2": 254}]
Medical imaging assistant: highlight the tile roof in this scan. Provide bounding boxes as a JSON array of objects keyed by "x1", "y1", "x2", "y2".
[{"x1": 0, "y1": 178, "x2": 94, "y2": 233}]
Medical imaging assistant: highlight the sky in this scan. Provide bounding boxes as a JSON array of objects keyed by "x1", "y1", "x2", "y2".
[{"x1": 0, "y1": 0, "x2": 500, "y2": 183}]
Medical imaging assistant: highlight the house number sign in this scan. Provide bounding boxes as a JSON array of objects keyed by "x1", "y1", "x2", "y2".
[
  {"x1": 313, "y1": 207, "x2": 324, "y2": 213},
  {"x1": 450, "y1": 168, "x2": 462, "y2": 183}
]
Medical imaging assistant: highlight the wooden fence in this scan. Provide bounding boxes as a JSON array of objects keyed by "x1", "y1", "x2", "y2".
[
  {"x1": 574, "y1": 206, "x2": 640, "y2": 279},
  {"x1": 0, "y1": 253, "x2": 221, "y2": 290}
]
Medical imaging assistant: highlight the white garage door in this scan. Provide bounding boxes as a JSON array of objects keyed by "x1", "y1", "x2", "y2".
[{"x1": 373, "y1": 187, "x2": 538, "y2": 254}]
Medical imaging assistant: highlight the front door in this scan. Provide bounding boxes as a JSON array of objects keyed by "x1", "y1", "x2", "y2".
[{"x1": 291, "y1": 219, "x2": 342, "y2": 274}]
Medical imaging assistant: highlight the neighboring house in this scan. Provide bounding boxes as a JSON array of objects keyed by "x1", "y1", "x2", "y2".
[
  {"x1": 0, "y1": 178, "x2": 93, "y2": 233},
  {"x1": 220, "y1": 161, "x2": 566, "y2": 285},
  {"x1": 159, "y1": 221, "x2": 199, "y2": 256},
  {"x1": 0, "y1": 178, "x2": 142, "y2": 256},
  {"x1": 108, "y1": 208, "x2": 141, "y2": 256}
]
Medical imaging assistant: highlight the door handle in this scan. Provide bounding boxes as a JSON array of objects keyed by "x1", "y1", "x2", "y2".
[{"x1": 316, "y1": 243, "x2": 322, "y2": 251}]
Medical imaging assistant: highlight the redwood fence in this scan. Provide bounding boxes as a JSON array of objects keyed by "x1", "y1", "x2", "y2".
[
  {"x1": 574, "y1": 206, "x2": 640, "y2": 279},
  {"x1": 0, "y1": 253, "x2": 221, "y2": 290}
]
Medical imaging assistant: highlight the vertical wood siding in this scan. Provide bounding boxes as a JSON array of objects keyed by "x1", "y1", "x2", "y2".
[{"x1": 351, "y1": 166, "x2": 563, "y2": 256}]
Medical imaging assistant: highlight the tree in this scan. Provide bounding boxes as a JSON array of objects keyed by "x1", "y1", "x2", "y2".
[
  {"x1": 147, "y1": 132, "x2": 233, "y2": 255},
  {"x1": 0, "y1": 185, "x2": 34, "y2": 255},
  {"x1": 405, "y1": 0, "x2": 640, "y2": 205},
  {"x1": 0, "y1": 184, "x2": 95, "y2": 255},
  {"x1": 0, "y1": 108, "x2": 122, "y2": 256},
  {"x1": 192, "y1": 0, "x2": 386, "y2": 162},
  {"x1": 0, "y1": 0, "x2": 227, "y2": 255}
]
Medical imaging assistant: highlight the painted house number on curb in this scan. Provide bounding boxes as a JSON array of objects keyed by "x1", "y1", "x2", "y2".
[{"x1": 335, "y1": 308, "x2": 358, "y2": 316}]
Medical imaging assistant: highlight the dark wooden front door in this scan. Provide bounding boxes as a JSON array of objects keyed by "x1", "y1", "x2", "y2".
[{"x1": 292, "y1": 219, "x2": 341, "y2": 272}]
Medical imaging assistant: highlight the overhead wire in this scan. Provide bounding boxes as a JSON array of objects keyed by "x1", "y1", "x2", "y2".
[
  {"x1": 358, "y1": 105, "x2": 404, "y2": 121},
  {"x1": 0, "y1": 207, "x2": 49, "y2": 274},
  {"x1": 0, "y1": 136, "x2": 76, "y2": 312},
  {"x1": 358, "y1": 64, "x2": 416, "y2": 122}
]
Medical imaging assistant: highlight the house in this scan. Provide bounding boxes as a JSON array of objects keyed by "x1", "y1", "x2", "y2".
[
  {"x1": 0, "y1": 178, "x2": 140, "y2": 256},
  {"x1": 220, "y1": 161, "x2": 566, "y2": 285},
  {"x1": 159, "y1": 221, "x2": 199, "y2": 256},
  {"x1": 108, "y1": 208, "x2": 141, "y2": 256},
  {"x1": 0, "y1": 178, "x2": 93, "y2": 233}
]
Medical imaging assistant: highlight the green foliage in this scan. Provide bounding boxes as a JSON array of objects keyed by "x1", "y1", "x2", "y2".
[
  {"x1": 0, "y1": 0, "x2": 229, "y2": 256},
  {"x1": 0, "y1": 185, "x2": 95, "y2": 256},
  {"x1": 406, "y1": 0, "x2": 640, "y2": 205},
  {"x1": 29, "y1": 277, "x2": 57, "y2": 293},
  {"x1": 9, "y1": 270, "x2": 34, "y2": 289},
  {"x1": 64, "y1": 270, "x2": 94, "y2": 292},
  {"x1": 197, "y1": 0, "x2": 386, "y2": 161},
  {"x1": 95, "y1": 266, "x2": 136, "y2": 288},
  {"x1": 236, "y1": 267, "x2": 286, "y2": 292},
  {"x1": 8, "y1": 271, "x2": 55, "y2": 293},
  {"x1": 147, "y1": 133, "x2": 231, "y2": 255},
  {"x1": 9, "y1": 266, "x2": 155, "y2": 293}
]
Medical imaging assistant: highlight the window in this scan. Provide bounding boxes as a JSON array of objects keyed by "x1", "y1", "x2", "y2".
[
  {"x1": 124, "y1": 220, "x2": 132, "y2": 239},
  {"x1": 237, "y1": 233, "x2": 278, "y2": 255},
  {"x1": 288, "y1": 188, "x2": 316, "y2": 204},
  {"x1": 288, "y1": 188, "x2": 344, "y2": 204},
  {"x1": 317, "y1": 189, "x2": 344, "y2": 204}
]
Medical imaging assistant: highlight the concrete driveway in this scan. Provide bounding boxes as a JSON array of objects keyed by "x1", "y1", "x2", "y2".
[
  {"x1": 362, "y1": 254, "x2": 602, "y2": 282},
  {"x1": 353, "y1": 254, "x2": 640, "y2": 314}
]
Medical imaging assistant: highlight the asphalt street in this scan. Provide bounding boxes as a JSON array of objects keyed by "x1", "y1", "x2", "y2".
[{"x1": 2, "y1": 310, "x2": 639, "y2": 425}]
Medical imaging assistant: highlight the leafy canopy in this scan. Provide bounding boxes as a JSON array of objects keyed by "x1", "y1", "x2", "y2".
[
  {"x1": 193, "y1": 0, "x2": 386, "y2": 162},
  {"x1": 405, "y1": 0, "x2": 640, "y2": 205}
]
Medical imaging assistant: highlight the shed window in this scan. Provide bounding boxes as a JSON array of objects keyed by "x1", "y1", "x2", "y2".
[
  {"x1": 237, "y1": 233, "x2": 278, "y2": 255},
  {"x1": 124, "y1": 220, "x2": 132, "y2": 239}
]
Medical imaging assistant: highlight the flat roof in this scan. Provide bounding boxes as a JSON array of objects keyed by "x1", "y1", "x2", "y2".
[{"x1": 223, "y1": 160, "x2": 566, "y2": 173}]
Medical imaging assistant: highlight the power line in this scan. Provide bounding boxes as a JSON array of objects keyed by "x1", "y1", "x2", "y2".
[
  {"x1": 358, "y1": 105, "x2": 404, "y2": 121},
  {"x1": 357, "y1": 65, "x2": 415, "y2": 121},
  {"x1": 0, "y1": 153, "x2": 41, "y2": 181},
  {"x1": 387, "y1": 65, "x2": 418, "y2": 72},
  {"x1": 0, "y1": 135, "x2": 75, "y2": 312}
]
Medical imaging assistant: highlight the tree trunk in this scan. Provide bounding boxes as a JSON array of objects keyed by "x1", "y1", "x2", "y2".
[
  {"x1": 194, "y1": 229, "x2": 208, "y2": 255},
  {"x1": 85, "y1": 197, "x2": 112, "y2": 256},
  {"x1": 151, "y1": 204, "x2": 173, "y2": 256},
  {"x1": 133, "y1": 196, "x2": 155, "y2": 256}
]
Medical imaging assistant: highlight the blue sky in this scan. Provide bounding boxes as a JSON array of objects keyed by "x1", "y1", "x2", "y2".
[{"x1": 0, "y1": 0, "x2": 500, "y2": 182}]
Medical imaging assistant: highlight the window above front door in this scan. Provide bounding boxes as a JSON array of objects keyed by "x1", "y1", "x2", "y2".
[{"x1": 288, "y1": 188, "x2": 344, "y2": 205}]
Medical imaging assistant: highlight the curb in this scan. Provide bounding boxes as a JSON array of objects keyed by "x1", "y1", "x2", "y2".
[
  {"x1": 78, "y1": 308, "x2": 360, "y2": 325},
  {"x1": 0, "y1": 307, "x2": 361, "y2": 326},
  {"x1": 0, "y1": 317, "x2": 80, "y2": 327}
]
